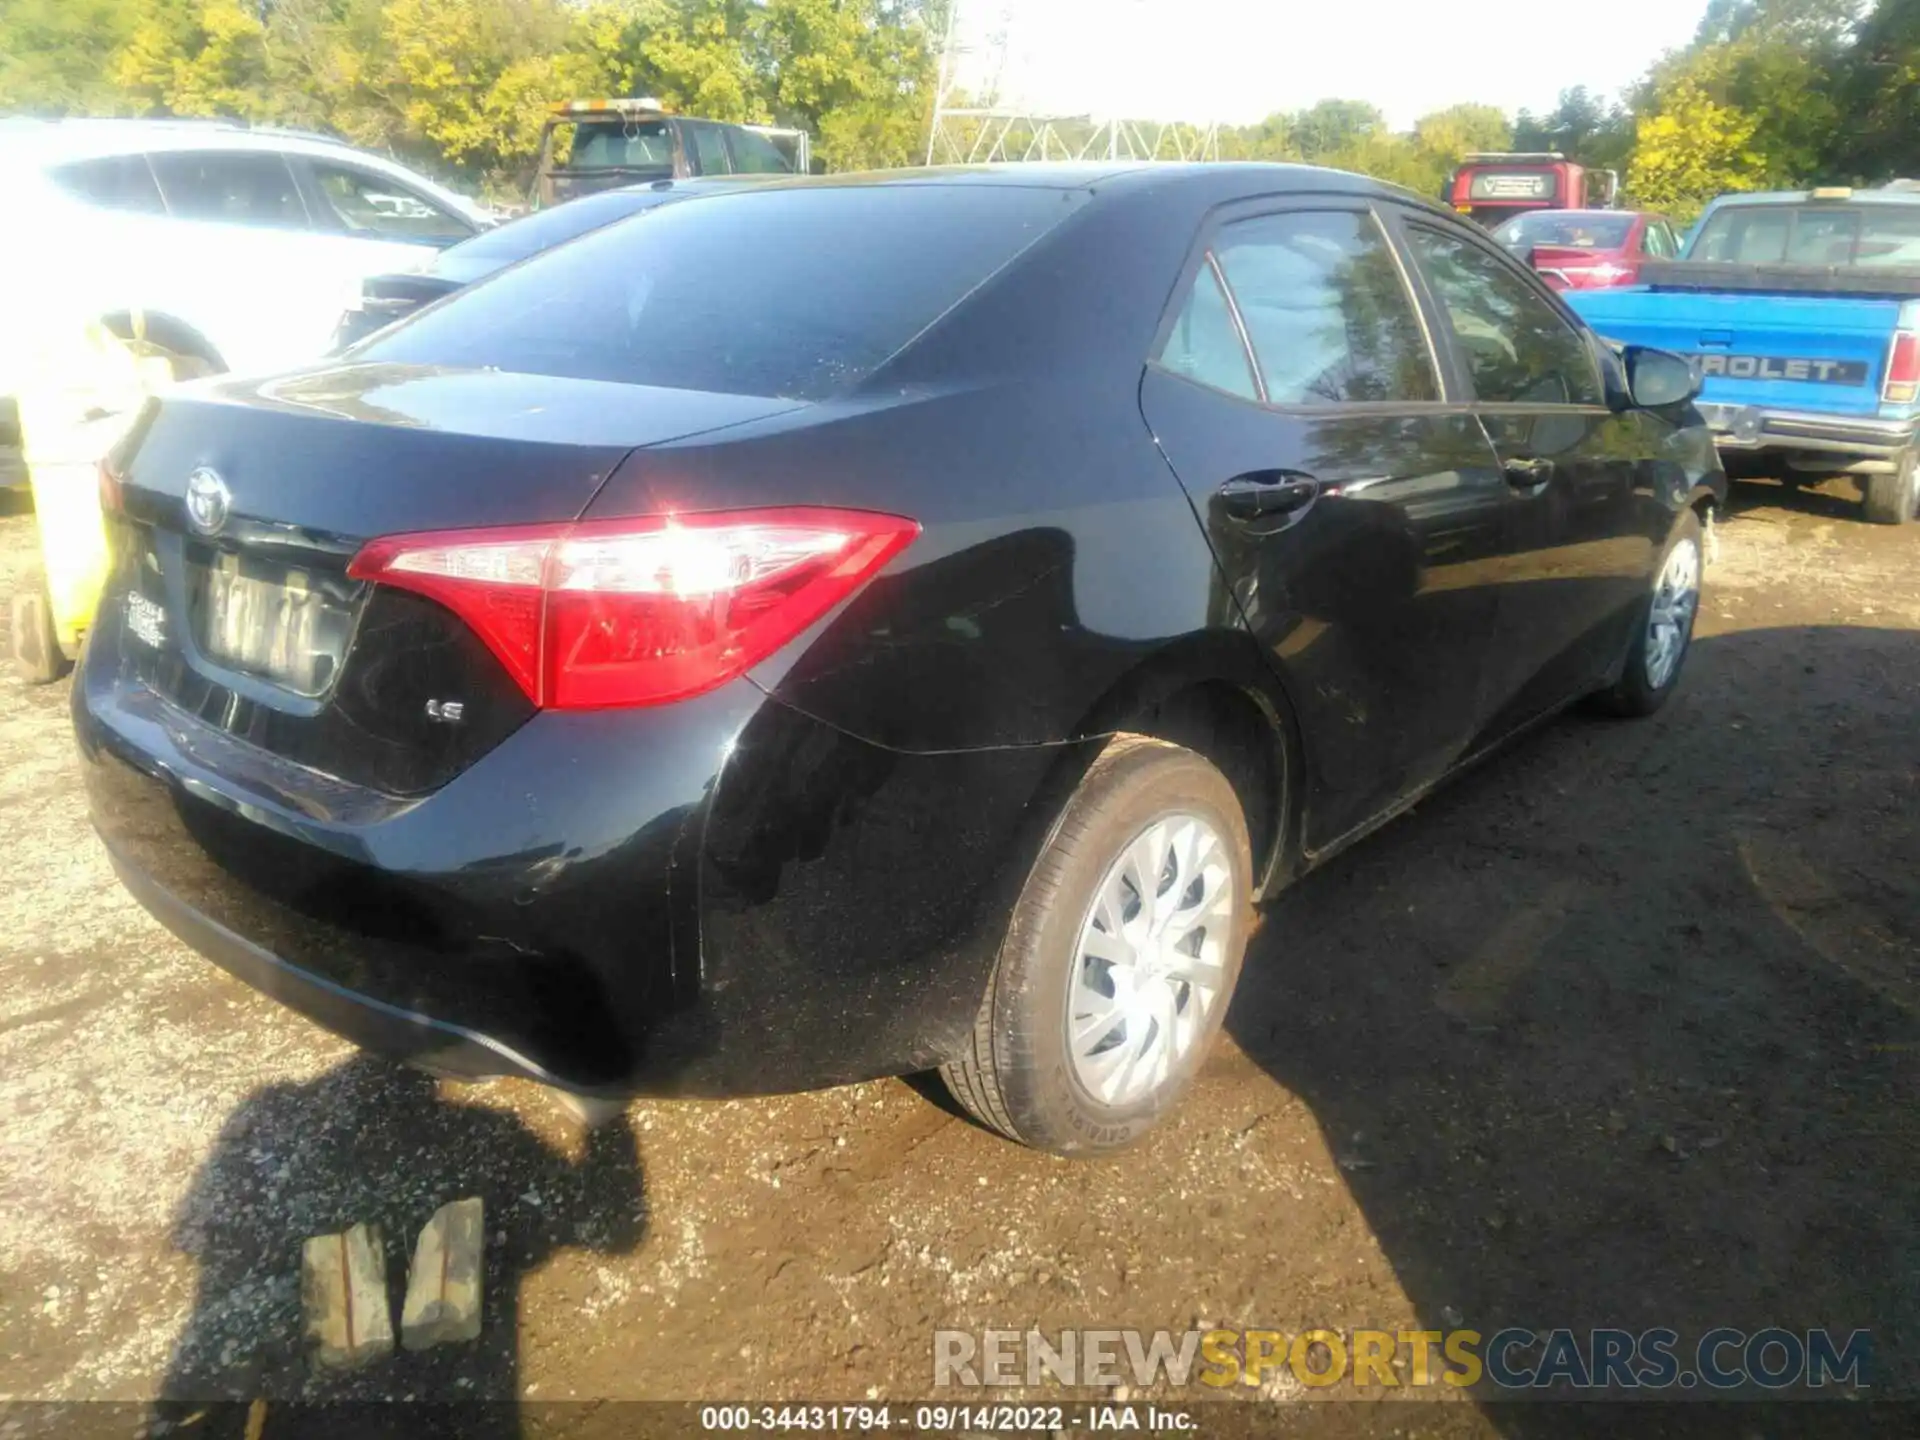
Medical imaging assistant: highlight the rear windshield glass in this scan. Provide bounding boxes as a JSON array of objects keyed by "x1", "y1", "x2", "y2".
[
  {"x1": 362, "y1": 184, "x2": 1086, "y2": 400},
  {"x1": 1690, "y1": 204, "x2": 1920, "y2": 266},
  {"x1": 1492, "y1": 212, "x2": 1632, "y2": 251},
  {"x1": 431, "y1": 188, "x2": 673, "y2": 281},
  {"x1": 554, "y1": 119, "x2": 673, "y2": 174}
]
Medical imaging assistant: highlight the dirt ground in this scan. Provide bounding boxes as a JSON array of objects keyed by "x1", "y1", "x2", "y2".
[{"x1": 0, "y1": 476, "x2": 1915, "y2": 1431}]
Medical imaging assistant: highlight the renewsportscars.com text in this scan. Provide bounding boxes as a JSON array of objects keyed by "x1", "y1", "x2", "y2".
[{"x1": 933, "y1": 1327, "x2": 1870, "y2": 1393}]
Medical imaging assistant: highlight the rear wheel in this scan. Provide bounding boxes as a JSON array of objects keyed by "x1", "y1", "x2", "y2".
[
  {"x1": 1592, "y1": 509, "x2": 1701, "y2": 718},
  {"x1": 941, "y1": 735, "x2": 1253, "y2": 1156},
  {"x1": 1863, "y1": 446, "x2": 1919, "y2": 526}
]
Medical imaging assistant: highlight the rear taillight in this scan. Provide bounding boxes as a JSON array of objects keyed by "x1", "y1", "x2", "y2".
[
  {"x1": 348, "y1": 507, "x2": 918, "y2": 710},
  {"x1": 1885, "y1": 321, "x2": 1920, "y2": 405}
]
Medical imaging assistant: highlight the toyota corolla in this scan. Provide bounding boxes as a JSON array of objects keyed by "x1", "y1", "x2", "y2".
[{"x1": 74, "y1": 165, "x2": 1723, "y2": 1155}]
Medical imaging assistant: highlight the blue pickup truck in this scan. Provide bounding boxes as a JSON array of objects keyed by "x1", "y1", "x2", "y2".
[{"x1": 1567, "y1": 185, "x2": 1920, "y2": 524}]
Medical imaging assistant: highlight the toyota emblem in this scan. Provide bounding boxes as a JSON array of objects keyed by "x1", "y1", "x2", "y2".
[{"x1": 184, "y1": 468, "x2": 232, "y2": 535}]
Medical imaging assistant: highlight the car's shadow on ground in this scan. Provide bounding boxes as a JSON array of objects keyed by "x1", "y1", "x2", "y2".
[
  {"x1": 1226, "y1": 624, "x2": 1919, "y2": 1415},
  {"x1": 1725, "y1": 473, "x2": 1871, "y2": 525},
  {"x1": 149, "y1": 1055, "x2": 645, "y2": 1436}
]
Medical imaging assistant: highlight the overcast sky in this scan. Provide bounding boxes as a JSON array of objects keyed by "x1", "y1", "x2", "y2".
[{"x1": 946, "y1": 0, "x2": 1712, "y2": 129}]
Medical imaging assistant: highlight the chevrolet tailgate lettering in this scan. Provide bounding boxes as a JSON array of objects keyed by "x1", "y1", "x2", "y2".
[{"x1": 1692, "y1": 354, "x2": 1868, "y2": 384}]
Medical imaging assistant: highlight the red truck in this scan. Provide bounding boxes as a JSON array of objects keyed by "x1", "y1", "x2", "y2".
[{"x1": 1444, "y1": 152, "x2": 1620, "y2": 227}]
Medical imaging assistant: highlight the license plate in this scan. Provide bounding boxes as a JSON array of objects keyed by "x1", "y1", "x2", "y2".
[
  {"x1": 197, "y1": 552, "x2": 341, "y2": 695},
  {"x1": 1691, "y1": 354, "x2": 1867, "y2": 385}
]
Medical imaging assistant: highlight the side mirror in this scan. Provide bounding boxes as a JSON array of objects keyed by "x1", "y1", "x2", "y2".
[{"x1": 1624, "y1": 345, "x2": 1699, "y2": 409}]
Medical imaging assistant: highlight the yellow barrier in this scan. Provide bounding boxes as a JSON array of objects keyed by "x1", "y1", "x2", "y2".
[{"x1": 12, "y1": 317, "x2": 170, "y2": 680}]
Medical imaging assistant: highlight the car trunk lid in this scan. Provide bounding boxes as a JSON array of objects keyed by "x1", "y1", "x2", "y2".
[{"x1": 100, "y1": 363, "x2": 802, "y2": 793}]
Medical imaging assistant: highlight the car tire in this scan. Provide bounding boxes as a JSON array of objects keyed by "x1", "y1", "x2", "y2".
[
  {"x1": 1592, "y1": 508, "x2": 1702, "y2": 719},
  {"x1": 10, "y1": 565, "x2": 71, "y2": 684},
  {"x1": 1863, "y1": 447, "x2": 1919, "y2": 526},
  {"x1": 940, "y1": 734, "x2": 1254, "y2": 1156}
]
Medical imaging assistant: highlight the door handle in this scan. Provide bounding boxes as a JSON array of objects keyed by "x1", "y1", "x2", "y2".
[
  {"x1": 1503, "y1": 456, "x2": 1556, "y2": 488},
  {"x1": 1218, "y1": 471, "x2": 1322, "y2": 523}
]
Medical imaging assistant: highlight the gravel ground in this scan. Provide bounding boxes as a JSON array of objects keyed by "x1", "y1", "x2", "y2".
[{"x1": 0, "y1": 478, "x2": 1915, "y2": 1430}]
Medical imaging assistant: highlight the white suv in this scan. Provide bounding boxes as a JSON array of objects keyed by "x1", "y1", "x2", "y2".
[{"x1": 0, "y1": 118, "x2": 492, "y2": 481}]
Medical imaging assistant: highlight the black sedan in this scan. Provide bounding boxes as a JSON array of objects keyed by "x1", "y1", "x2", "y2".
[
  {"x1": 330, "y1": 178, "x2": 757, "y2": 349},
  {"x1": 76, "y1": 165, "x2": 1723, "y2": 1155}
]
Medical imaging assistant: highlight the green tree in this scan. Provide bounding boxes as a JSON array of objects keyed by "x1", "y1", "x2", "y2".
[
  {"x1": 762, "y1": 0, "x2": 943, "y2": 169},
  {"x1": 1291, "y1": 98, "x2": 1386, "y2": 163},
  {"x1": 1513, "y1": 86, "x2": 1634, "y2": 172},
  {"x1": 0, "y1": 0, "x2": 143, "y2": 113},
  {"x1": 1626, "y1": 74, "x2": 1767, "y2": 218},
  {"x1": 113, "y1": 0, "x2": 275, "y2": 120},
  {"x1": 1835, "y1": 0, "x2": 1920, "y2": 180}
]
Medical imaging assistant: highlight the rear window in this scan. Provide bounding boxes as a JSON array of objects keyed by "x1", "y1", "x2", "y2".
[
  {"x1": 430, "y1": 188, "x2": 673, "y2": 281},
  {"x1": 361, "y1": 184, "x2": 1086, "y2": 401},
  {"x1": 558, "y1": 119, "x2": 674, "y2": 174},
  {"x1": 1492, "y1": 212, "x2": 1633, "y2": 251},
  {"x1": 1691, "y1": 204, "x2": 1920, "y2": 267}
]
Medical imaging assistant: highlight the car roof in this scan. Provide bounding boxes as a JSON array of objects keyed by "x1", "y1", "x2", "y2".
[
  {"x1": 751, "y1": 161, "x2": 1374, "y2": 191},
  {"x1": 1703, "y1": 185, "x2": 1920, "y2": 209},
  {"x1": 1, "y1": 115, "x2": 484, "y2": 216},
  {"x1": 1498, "y1": 208, "x2": 1651, "y2": 220},
  {"x1": 0, "y1": 116, "x2": 448, "y2": 178}
]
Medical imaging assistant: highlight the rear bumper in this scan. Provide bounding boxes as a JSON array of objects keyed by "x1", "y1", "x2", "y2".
[
  {"x1": 1697, "y1": 403, "x2": 1919, "y2": 464},
  {"x1": 76, "y1": 643, "x2": 1059, "y2": 1095},
  {"x1": 103, "y1": 839, "x2": 580, "y2": 1087}
]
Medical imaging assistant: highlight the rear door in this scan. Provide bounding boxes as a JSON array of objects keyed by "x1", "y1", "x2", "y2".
[
  {"x1": 1139, "y1": 199, "x2": 1514, "y2": 852},
  {"x1": 143, "y1": 148, "x2": 369, "y2": 374},
  {"x1": 1397, "y1": 214, "x2": 1660, "y2": 732}
]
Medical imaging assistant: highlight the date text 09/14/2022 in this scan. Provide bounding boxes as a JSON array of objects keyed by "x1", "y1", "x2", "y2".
[{"x1": 699, "y1": 1405, "x2": 1195, "y2": 1432}]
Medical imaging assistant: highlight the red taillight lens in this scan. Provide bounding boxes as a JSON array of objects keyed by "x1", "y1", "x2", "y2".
[
  {"x1": 348, "y1": 507, "x2": 919, "y2": 710},
  {"x1": 1885, "y1": 331, "x2": 1920, "y2": 404}
]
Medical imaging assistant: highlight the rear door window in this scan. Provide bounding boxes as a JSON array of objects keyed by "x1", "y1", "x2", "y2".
[
  {"x1": 48, "y1": 154, "x2": 165, "y2": 214},
  {"x1": 1157, "y1": 261, "x2": 1258, "y2": 400},
  {"x1": 1212, "y1": 209, "x2": 1438, "y2": 404},
  {"x1": 148, "y1": 151, "x2": 309, "y2": 229},
  {"x1": 361, "y1": 184, "x2": 1086, "y2": 400}
]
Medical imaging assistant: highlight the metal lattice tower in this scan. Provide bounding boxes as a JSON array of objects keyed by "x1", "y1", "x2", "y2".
[{"x1": 925, "y1": 0, "x2": 1220, "y2": 166}]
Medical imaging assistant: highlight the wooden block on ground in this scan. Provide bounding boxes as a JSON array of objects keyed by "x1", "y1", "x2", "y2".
[
  {"x1": 301, "y1": 1222, "x2": 393, "y2": 1370},
  {"x1": 401, "y1": 1197, "x2": 485, "y2": 1351}
]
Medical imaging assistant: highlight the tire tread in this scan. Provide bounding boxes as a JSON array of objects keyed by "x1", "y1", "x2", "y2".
[
  {"x1": 939, "y1": 734, "x2": 1186, "y2": 1144},
  {"x1": 1863, "y1": 461, "x2": 1916, "y2": 526}
]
